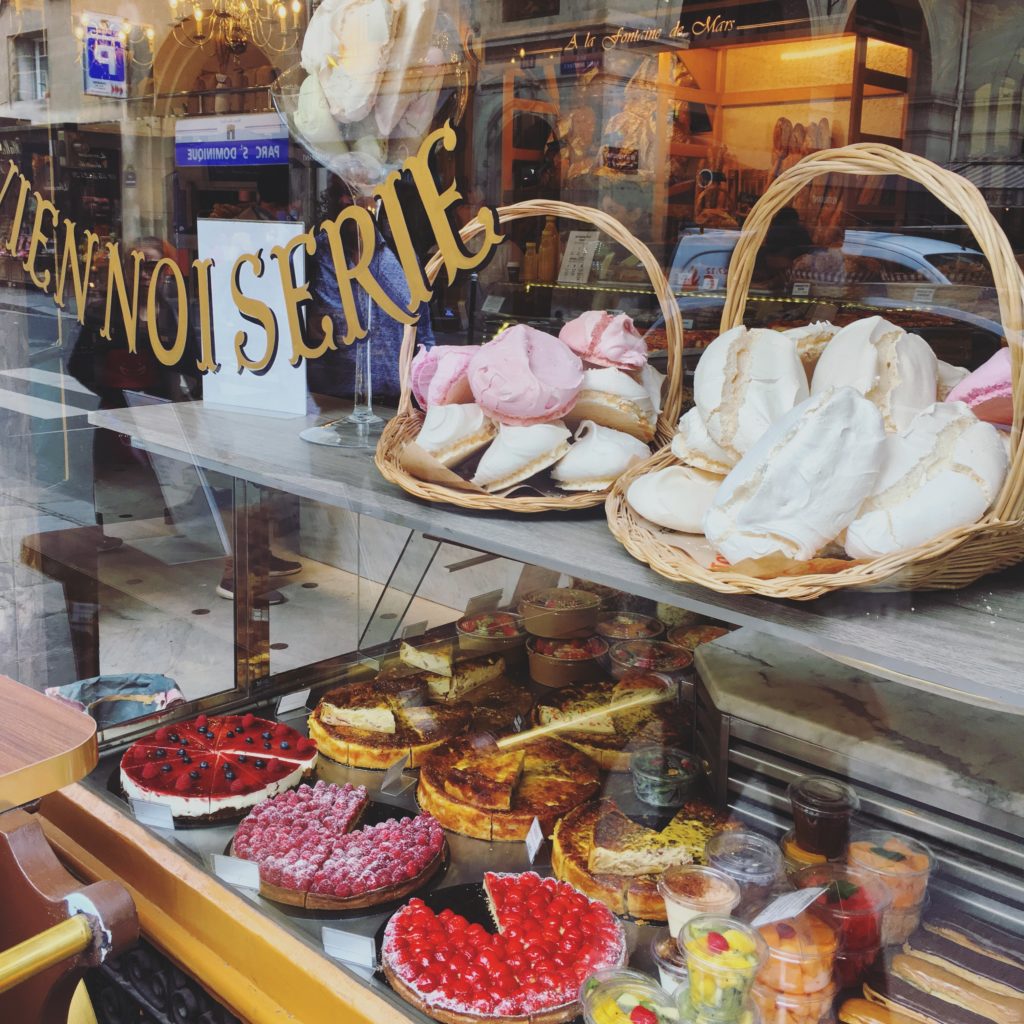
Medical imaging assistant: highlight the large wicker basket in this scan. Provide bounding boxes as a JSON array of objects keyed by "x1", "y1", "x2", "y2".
[
  {"x1": 606, "y1": 143, "x2": 1024, "y2": 600},
  {"x1": 375, "y1": 200, "x2": 684, "y2": 512}
]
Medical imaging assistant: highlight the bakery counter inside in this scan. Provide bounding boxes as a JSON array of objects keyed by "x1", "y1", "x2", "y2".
[{"x1": 89, "y1": 400, "x2": 1024, "y2": 711}]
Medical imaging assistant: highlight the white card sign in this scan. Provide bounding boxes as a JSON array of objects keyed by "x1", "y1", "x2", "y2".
[
  {"x1": 791, "y1": 282, "x2": 811, "y2": 297},
  {"x1": 212, "y1": 854, "x2": 260, "y2": 889},
  {"x1": 129, "y1": 798, "x2": 175, "y2": 831},
  {"x1": 276, "y1": 688, "x2": 311, "y2": 716},
  {"x1": 380, "y1": 753, "x2": 415, "y2": 795},
  {"x1": 525, "y1": 817, "x2": 545, "y2": 863},
  {"x1": 198, "y1": 218, "x2": 309, "y2": 415},
  {"x1": 750, "y1": 887, "x2": 827, "y2": 928},
  {"x1": 322, "y1": 927, "x2": 378, "y2": 969},
  {"x1": 401, "y1": 621, "x2": 429, "y2": 640},
  {"x1": 481, "y1": 294, "x2": 505, "y2": 314},
  {"x1": 913, "y1": 286, "x2": 936, "y2": 304},
  {"x1": 465, "y1": 590, "x2": 504, "y2": 616},
  {"x1": 558, "y1": 231, "x2": 602, "y2": 285}
]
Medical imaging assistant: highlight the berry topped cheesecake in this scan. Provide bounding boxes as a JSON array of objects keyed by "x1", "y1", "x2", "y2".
[
  {"x1": 119, "y1": 713, "x2": 317, "y2": 824},
  {"x1": 382, "y1": 871, "x2": 627, "y2": 1024}
]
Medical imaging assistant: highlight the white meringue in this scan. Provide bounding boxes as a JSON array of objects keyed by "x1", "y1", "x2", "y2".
[
  {"x1": 294, "y1": 74, "x2": 346, "y2": 148},
  {"x1": 671, "y1": 408, "x2": 737, "y2": 475},
  {"x1": 551, "y1": 421, "x2": 650, "y2": 491},
  {"x1": 783, "y1": 320, "x2": 839, "y2": 378},
  {"x1": 937, "y1": 359, "x2": 970, "y2": 400},
  {"x1": 694, "y1": 325, "x2": 808, "y2": 460},
  {"x1": 471, "y1": 422, "x2": 571, "y2": 491},
  {"x1": 639, "y1": 362, "x2": 666, "y2": 416},
  {"x1": 414, "y1": 403, "x2": 495, "y2": 467},
  {"x1": 704, "y1": 387, "x2": 886, "y2": 563},
  {"x1": 627, "y1": 465, "x2": 723, "y2": 534},
  {"x1": 810, "y1": 315, "x2": 938, "y2": 432},
  {"x1": 846, "y1": 401, "x2": 1009, "y2": 559},
  {"x1": 563, "y1": 367, "x2": 656, "y2": 442},
  {"x1": 373, "y1": 0, "x2": 440, "y2": 136}
]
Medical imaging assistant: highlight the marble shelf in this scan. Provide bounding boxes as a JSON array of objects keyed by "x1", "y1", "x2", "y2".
[{"x1": 89, "y1": 401, "x2": 1024, "y2": 711}]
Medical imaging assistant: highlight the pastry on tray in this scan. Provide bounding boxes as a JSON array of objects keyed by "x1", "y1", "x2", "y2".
[
  {"x1": 417, "y1": 735, "x2": 601, "y2": 841},
  {"x1": 119, "y1": 713, "x2": 318, "y2": 825},
  {"x1": 231, "y1": 781, "x2": 447, "y2": 909},
  {"x1": 381, "y1": 871, "x2": 627, "y2": 1024},
  {"x1": 552, "y1": 798, "x2": 739, "y2": 919},
  {"x1": 532, "y1": 676, "x2": 683, "y2": 771}
]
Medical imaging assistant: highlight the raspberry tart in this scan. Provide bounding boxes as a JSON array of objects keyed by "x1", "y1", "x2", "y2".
[
  {"x1": 232, "y1": 781, "x2": 447, "y2": 909},
  {"x1": 119, "y1": 713, "x2": 317, "y2": 825},
  {"x1": 382, "y1": 871, "x2": 627, "y2": 1024}
]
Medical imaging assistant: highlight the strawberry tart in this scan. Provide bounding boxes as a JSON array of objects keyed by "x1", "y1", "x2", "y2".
[
  {"x1": 382, "y1": 871, "x2": 627, "y2": 1024},
  {"x1": 232, "y1": 782, "x2": 447, "y2": 909},
  {"x1": 119, "y1": 713, "x2": 318, "y2": 825}
]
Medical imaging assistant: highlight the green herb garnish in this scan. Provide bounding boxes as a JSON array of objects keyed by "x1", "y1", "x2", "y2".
[
  {"x1": 826, "y1": 880, "x2": 860, "y2": 902},
  {"x1": 869, "y1": 845, "x2": 906, "y2": 862}
]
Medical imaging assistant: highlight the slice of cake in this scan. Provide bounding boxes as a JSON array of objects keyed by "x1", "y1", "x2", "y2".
[
  {"x1": 588, "y1": 804, "x2": 696, "y2": 876},
  {"x1": 444, "y1": 747, "x2": 525, "y2": 811},
  {"x1": 424, "y1": 655, "x2": 504, "y2": 700},
  {"x1": 536, "y1": 699, "x2": 616, "y2": 735},
  {"x1": 319, "y1": 701, "x2": 397, "y2": 734},
  {"x1": 400, "y1": 638, "x2": 456, "y2": 677}
]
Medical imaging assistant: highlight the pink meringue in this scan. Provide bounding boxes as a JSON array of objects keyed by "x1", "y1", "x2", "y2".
[
  {"x1": 467, "y1": 325, "x2": 583, "y2": 426},
  {"x1": 409, "y1": 345, "x2": 477, "y2": 408},
  {"x1": 946, "y1": 347, "x2": 1013, "y2": 426},
  {"x1": 559, "y1": 311, "x2": 647, "y2": 370}
]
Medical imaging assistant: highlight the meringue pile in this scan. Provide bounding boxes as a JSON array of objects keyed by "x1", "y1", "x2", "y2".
[
  {"x1": 296, "y1": 0, "x2": 448, "y2": 172},
  {"x1": 627, "y1": 316, "x2": 1011, "y2": 566},
  {"x1": 408, "y1": 315, "x2": 664, "y2": 493}
]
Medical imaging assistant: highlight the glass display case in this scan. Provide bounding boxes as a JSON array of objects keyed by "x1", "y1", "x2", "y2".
[{"x1": 0, "y1": 1, "x2": 1023, "y2": 1023}]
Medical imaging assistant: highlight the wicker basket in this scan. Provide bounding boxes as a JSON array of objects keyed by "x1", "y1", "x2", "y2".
[
  {"x1": 375, "y1": 200, "x2": 684, "y2": 512},
  {"x1": 606, "y1": 143, "x2": 1024, "y2": 600}
]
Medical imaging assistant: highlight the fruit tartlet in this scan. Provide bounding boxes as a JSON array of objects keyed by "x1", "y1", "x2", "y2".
[
  {"x1": 681, "y1": 916, "x2": 766, "y2": 1019},
  {"x1": 756, "y1": 912, "x2": 837, "y2": 995}
]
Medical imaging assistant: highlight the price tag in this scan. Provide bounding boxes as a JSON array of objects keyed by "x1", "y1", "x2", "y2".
[
  {"x1": 791, "y1": 282, "x2": 811, "y2": 297},
  {"x1": 525, "y1": 817, "x2": 545, "y2": 864},
  {"x1": 465, "y1": 590, "x2": 504, "y2": 616},
  {"x1": 481, "y1": 294, "x2": 505, "y2": 313},
  {"x1": 380, "y1": 753, "x2": 415, "y2": 796},
  {"x1": 276, "y1": 688, "x2": 311, "y2": 716},
  {"x1": 401, "y1": 621, "x2": 428, "y2": 640},
  {"x1": 913, "y1": 286, "x2": 935, "y2": 304},
  {"x1": 750, "y1": 887, "x2": 827, "y2": 928},
  {"x1": 212, "y1": 854, "x2": 260, "y2": 889},
  {"x1": 129, "y1": 798, "x2": 175, "y2": 831},
  {"x1": 322, "y1": 927, "x2": 378, "y2": 969}
]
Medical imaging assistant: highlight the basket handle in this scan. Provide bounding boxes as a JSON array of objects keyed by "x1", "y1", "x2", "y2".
[
  {"x1": 397, "y1": 199, "x2": 685, "y2": 444},
  {"x1": 721, "y1": 142, "x2": 1024, "y2": 520}
]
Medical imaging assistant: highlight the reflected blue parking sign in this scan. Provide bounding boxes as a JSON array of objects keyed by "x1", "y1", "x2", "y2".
[{"x1": 83, "y1": 15, "x2": 127, "y2": 98}]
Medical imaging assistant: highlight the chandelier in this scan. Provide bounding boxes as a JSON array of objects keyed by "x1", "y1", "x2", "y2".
[{"x1": 168, "y1": 0, "x2": 304, "y2": 63}]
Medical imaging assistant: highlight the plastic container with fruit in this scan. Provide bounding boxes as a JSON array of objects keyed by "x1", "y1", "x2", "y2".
[
  {"x1": 755, "y1": 912, "x2": 837, "y2": 995},
  {"x1": 846, "y1": 830, "x2": 933, "y2": 945},
  {"x1": 677, "y1": 986, "x2": 761, "y2": 1024},
  {"x1": 456, "y1": 611, "x2": 526, "y2": 655},
  {"x1": 658, "y1": 866, "x2": 742, "y2": 938},
  {"x1": 833, "y1": 944, "x2": 881, "y2": 988},
  {"x1": 794, "y1": 864, "x2": 891, "y2": 953},
  {"x1": 632, "y1": 746, "x2": 703, "y2": 808},
  {"x1": 780, "y1": 829, "x2": 833, "y2": 881},
  {"x1": 788, "y1": 776, "x2": 859, "y2": 858},
  {"x1": 666, "y1": 625, "x2": 731, "y2": 651},
  {"x1": 751, "y1": 980, "x2": 836, "y2": 1024},
  {"x1": 527, "y1": 635, "x2": 608, "y2": 687},
  {"x1": 597, "y1": 612, "x2": 665, "y2": 642},
  {"x1": 706, "y1": 831, "x2": 784, "y2": 904},
  {"x1": 519, "y1": 587, "x2": 602, "y2": 638},
  {"x1": 680, "y1": 915, "x2": 766, "y2": 1019},
  {"x1": 580, "y1": 968, "x2": 679, "y2": 1024}
]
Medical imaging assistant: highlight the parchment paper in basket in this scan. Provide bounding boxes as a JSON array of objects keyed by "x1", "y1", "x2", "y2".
[
  {"x1": 631, "y1": 514, "x2": 719, "y2": 568},
  {"x1": 399, "y1": 443, "x2": 566, "y2": 498}
]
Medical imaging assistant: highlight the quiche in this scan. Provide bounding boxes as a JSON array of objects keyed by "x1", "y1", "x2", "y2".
[
  {"x1": 533, "y1": 675, "x2": 687, "y2": 771},
  {"x1": 417, "y1": 736, "x2": 601, "y2": 842},
  {"x1": 552, "y1": 798, "x2": 740, "y2": 919},
  {"x1": 308, "y1": 676, "x2": 472, "y2": 769}
]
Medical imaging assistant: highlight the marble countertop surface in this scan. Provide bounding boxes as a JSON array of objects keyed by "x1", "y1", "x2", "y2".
[{"x1": 696, "y1": 627, "x2": 1024, "y2": 821}]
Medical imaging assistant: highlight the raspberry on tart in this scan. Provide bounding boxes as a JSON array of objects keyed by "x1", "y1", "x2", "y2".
[{"x1": 382, "y1": 871, "x2": 627, "y2": 1024}]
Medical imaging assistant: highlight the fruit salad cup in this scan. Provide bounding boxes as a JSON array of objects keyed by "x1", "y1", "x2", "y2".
[
  {"x1": 788, "y1": 776, "x2": 859, "y2": 858},
  {"x1": 632, "y1": 746, "x2": 703, "y2": 808},
  {"x1": 751, "y1": 981, "x2": 836, "y2": 1024},
  {"x1": 658, "y1": 866, "x2": 742, "y2": 938},
  {"x1": 456, "y1": 611, "x2": 526, "y2": 655},
  {"x1": 706, "y1": 831, "x2": 784, "y2": 905},
  {"x1": 526, "y1": 635, "x2": 608, "y2": 687},
  {"x1": 756, "y1": 912, "x2": 837, "y2": 995},
  {"x1": 580, "y1": 968, "x2": 678, "y2": 1024},
  {"x1": 794, "y1": 864, "x2": 891, "y2": 953},
  {"x1": 680, "y1": 916, "x2": 766, "y2": 1020},
  {"x1": 846, "y1": 830, "x2": 934, "y2": 945}
]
